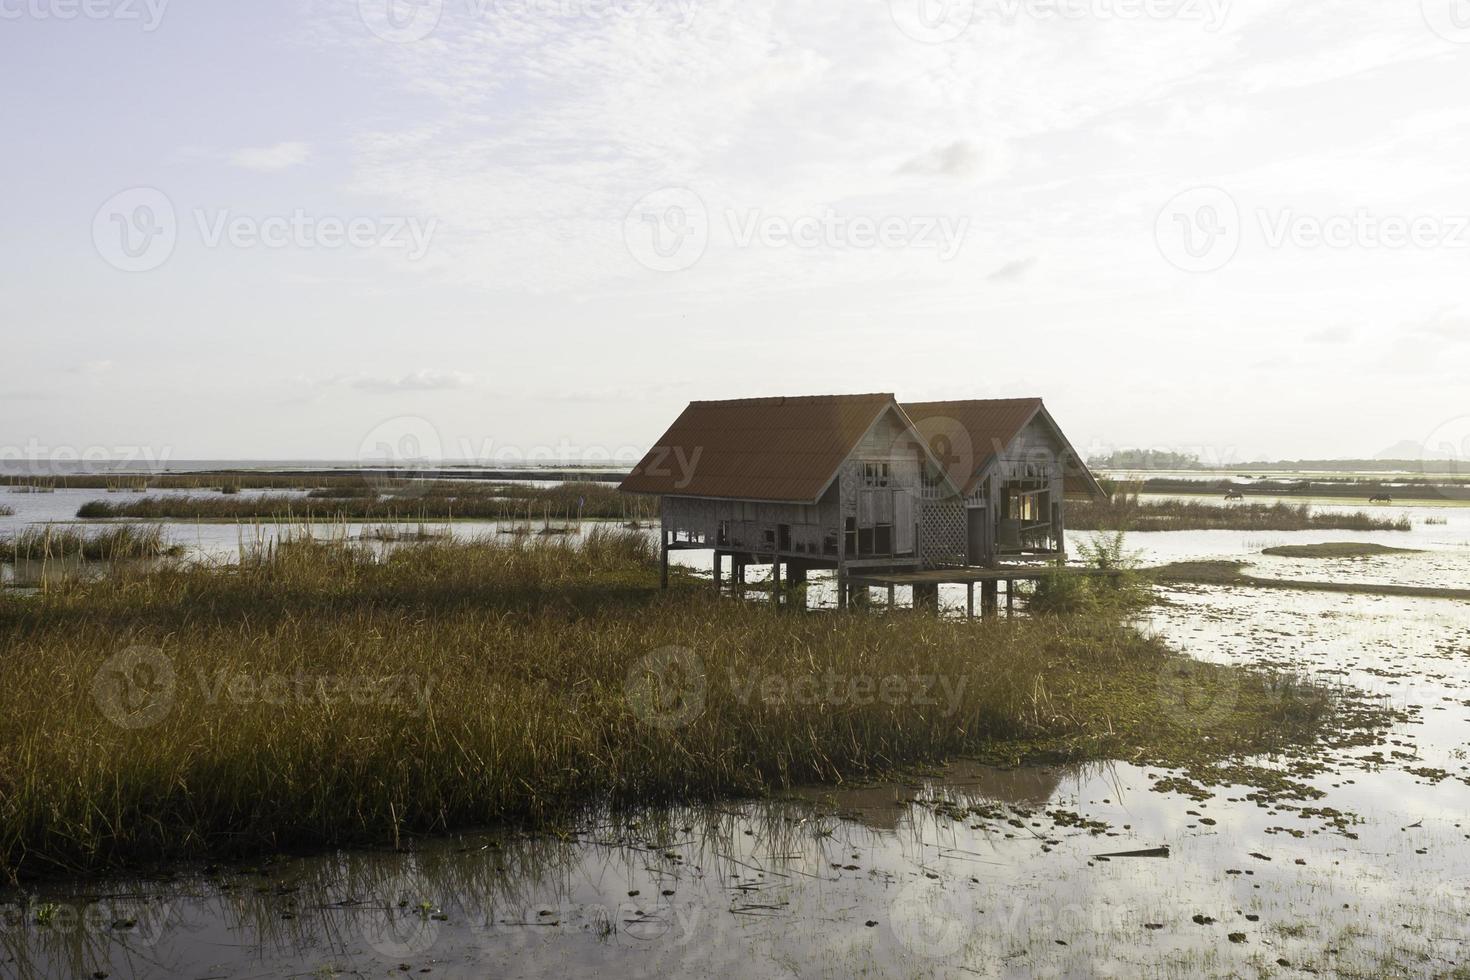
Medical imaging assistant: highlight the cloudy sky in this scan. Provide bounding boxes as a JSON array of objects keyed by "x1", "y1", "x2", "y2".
[{"x1": 4, "y1": 0, "x2": 1468, "y2": 465}]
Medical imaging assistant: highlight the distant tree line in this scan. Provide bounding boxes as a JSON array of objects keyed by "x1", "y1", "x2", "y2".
[{"x1": 1086, "y1": 449, "x2": 1202, "y2": 471}]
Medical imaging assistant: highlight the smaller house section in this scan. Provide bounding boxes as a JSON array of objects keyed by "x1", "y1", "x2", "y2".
[
  {"x1": 902, "y1": 398, "x2": 1104, "y2": 568},
  {"x1": 620, "y1": 393, "x2": 1102, "y2": 607}
]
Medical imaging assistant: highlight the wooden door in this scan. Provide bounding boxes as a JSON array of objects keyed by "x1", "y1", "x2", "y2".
[{"x1": 966, "y1": 506, "x2": 986, "y2": 565}]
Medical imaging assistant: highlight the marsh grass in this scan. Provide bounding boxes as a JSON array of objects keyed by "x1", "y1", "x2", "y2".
[
  {"x1": 1071, "y1": 491, "x2": 1410, "y2": 533},
  {"x1": 0, "y1": 505, "x2": 13, "y2": 517},
  {"x1": 74, "y1": 481, "x2": 655, "y2": 523},
  {"x1": 0, "y1": 530, "x2": 1384, "y2": 880},
  {"x1": 0, "y1": 524, "x2": 182, "y2": 563}
]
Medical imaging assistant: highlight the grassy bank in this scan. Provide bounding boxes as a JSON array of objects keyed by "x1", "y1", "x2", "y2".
[
  {"x1": 0, "y1": 531, "x2": 1390, "y2": 880},
  {"x1": 1070, "y1": 494, "x2": 1410, "y2": 532},
  {"x1": 73, "y1": 480, "x2": 656, "y2": 523}
]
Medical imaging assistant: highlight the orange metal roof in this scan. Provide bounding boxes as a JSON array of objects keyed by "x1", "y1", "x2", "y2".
[
  {"x1": 620, "y1": 393, "x2": 899, "y2": 502},
  {"x1": 901, "y1": 398, "x2": 1104, "y2": 499}
]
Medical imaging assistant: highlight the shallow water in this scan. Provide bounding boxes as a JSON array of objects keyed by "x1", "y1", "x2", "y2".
[{"x1": 3, "y1": 493, "x2": 1470, "y2": 977}]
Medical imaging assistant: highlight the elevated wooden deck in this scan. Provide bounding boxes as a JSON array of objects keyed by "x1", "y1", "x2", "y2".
[{"x1": 842, "y1": 564, "x2": 1121, "y2": 618}]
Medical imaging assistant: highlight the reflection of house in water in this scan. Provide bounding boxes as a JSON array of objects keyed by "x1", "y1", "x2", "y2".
[{"x1": 796, "y1": 762, "x2": 1072, "y2": 833}]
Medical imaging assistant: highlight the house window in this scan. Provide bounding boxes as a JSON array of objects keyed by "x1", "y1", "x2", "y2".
[
  {"x1": 778, "y1": 524, "x2": 791, "y2": 551},
  {"x1": 863, "y1": 462, "x2": 891, "y2": 487},
  {"x1": 762, "y1": 527, "x2": 776, "y2": 548},
  {"x1": 873, "y1": 524, "x2": 893, "y2": 555},
  {"x1": 858, "y1": 526, "x2": 874, "y2": 554},
  {"x1": 844, "y1": 517, "x2": 857, "y2": 556}
]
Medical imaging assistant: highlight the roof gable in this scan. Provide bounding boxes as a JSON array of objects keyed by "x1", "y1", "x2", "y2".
[
  {"x1": 619, "y1": 393, "x2": 898, "y2": 502},
  {"x1": 901, "y1": 398, "x2": 1104, "y2": 498}
]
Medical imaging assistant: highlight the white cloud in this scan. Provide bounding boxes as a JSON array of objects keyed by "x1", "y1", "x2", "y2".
[{"x1": 346, "y1": 370, "x2": 481, "y2": 393}]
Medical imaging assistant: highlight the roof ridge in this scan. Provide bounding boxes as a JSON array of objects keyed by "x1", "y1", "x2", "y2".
[
  {"x1": 689, "y1": 392, "x2": 895, "y2": 407},
  {"x1": 902, "y1": 396, "x2": 1044, "y2": 407}
]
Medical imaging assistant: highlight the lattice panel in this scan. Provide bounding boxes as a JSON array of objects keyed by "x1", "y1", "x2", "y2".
[{"x1": 921, "y1": 499, "x2": 967, "y2": 568}]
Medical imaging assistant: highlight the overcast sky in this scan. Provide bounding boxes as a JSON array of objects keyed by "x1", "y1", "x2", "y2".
[{"x1": 3, "y1": 0, "x2": 1468, "y2": 466}]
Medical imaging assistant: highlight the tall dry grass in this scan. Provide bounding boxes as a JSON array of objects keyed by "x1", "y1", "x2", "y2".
[
  {"x1": 0, "y1": 524, "x2": 181, "y2": 563},
  {"x1": 0, "y1": 529, "x2": 1334, "y2": 880}
]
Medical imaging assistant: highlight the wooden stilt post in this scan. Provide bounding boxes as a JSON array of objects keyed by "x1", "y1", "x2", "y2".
[
  {"x1": 913, "y1": 583, "x2": 939, "y2": 614},
  {"x1": 771, "y1": 559, "x2": 782, "y2": 606},
  {"x1": 966, "y1": 582, "x2": 974, "y2": 620},
  {"x1": 713, "y1": 552, "x2": 723, "y2": 593},
  {"x1": 660, "y1": 532, "x2": 669, "y2": 590},
  {"x1": 1006, "y1": 579, "x2": 1015, "y2": 617},
  {"x1": 982, "y1": 579, "x2": 999, "y2": 618},
  {"x1": 786, "y1": 563, "x2": 807, "y2": 611},
  {"x1": 837, "y1": 564, "x2": 847, "y2": 610},
  {"x1": 887, "y1": 583, "x2": 896, "y2": 608}
]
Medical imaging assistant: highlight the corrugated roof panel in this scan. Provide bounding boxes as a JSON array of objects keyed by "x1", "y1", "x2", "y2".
[{"x1": 619, "y1": 393, "x2": 897, "y2": 502}]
